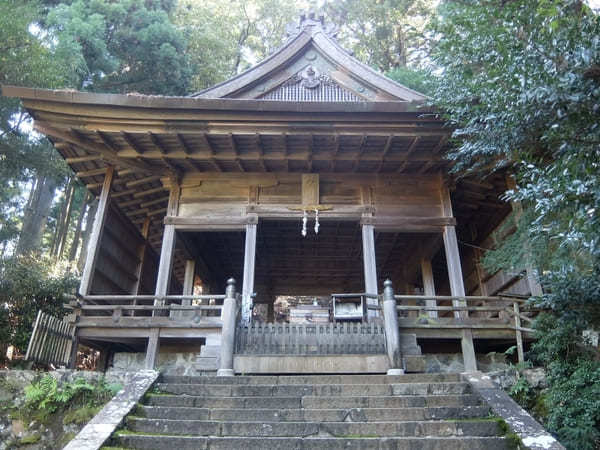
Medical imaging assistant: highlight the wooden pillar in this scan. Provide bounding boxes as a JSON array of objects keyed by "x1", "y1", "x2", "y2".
[
  {"x1": 361, "y1": 221, "x2": 379, "y2": 318},
  {"x1": 420, "y1": 258, "x2": 438, "y2": 318},
  {"x1": 441, "y1": 184, "x2": 477, "y2": 372},
  {"x1": 241, "y1": 217, "x2": 257, "y2": 326},
  {"x1": 146, "y1": 180, "x2": 179, "y2": 368},
  {"x1": 182, "y1": 260, "x2": 196, "y2": 296},
  {"x1": 132, "y1": 217, "x2": 151, "y2": 295},
  {"x1": 79, "y1": 166, "x2": 114, "y2": 296},
  {"x1": 145, "y1": 328, "x2": 160, "y2": 369},
  {"x1": 154, "y1": 180, "x2": 180, "y2": 307}
]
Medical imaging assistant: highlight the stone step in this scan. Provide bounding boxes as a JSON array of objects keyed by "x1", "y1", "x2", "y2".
[
  {"x1": 159, "y1": 373, "x2": 462, "y2": 385},
  {"x1": 154, "y1": 382, "x2": 471, "y2": 397},
  {"x1": 126, "y1": 418, "x2": 503, "y2": 438},
  {"x1": 138, "y1": 405, "x2": 491, "y2": 422},
  {"x1": 114, "y1": 434, "x2": 511, "y2": 450},
  {"x1": 145, "y1": 394, "x2": 483, "y2": 409}
]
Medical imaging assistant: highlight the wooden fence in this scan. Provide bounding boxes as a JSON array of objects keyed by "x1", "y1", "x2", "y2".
[
  {"x1": 25, "y1": 310, "x2": 75, "y2": 367},
  {"x1": 235, "y1": 322, "x2": 387, "y2": 355}
]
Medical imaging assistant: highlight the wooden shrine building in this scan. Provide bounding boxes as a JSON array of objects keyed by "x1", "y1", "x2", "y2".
[{"x1": 2, "y1": 13, "x2": 539, "y2": 374}]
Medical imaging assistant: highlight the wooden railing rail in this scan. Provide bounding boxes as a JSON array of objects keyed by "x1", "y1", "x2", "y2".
[
  {"x1": 392, "y1": 294, "x2": 540, "y2": 365},
  {"x1": 394, "y1": 294, "x2": 520, "y2": 303}
]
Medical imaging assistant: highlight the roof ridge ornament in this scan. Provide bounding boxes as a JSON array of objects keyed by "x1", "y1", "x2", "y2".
[{"x1": 285, "y1": 11, "x2": 339, "y2": 40}]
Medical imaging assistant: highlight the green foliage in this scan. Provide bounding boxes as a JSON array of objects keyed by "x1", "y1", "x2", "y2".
[
  {"x1": 386, "y1": 66, "x2": 434, "y2": 96},
  {"x1": 0, "y1": 255, "x2": 78, "y2": 351},
  {"x1": 325, "y1": 0, "x2": 434, "y2": 71},
  {"x1": 429, "y1": 0, "x2": 600, "y2": 259},
  {"x1": 176, "y1": 0, "x2": 303, "y2": 92},
  {"x1": 62, "y1": 405, "x2": 101, "y2": 425},
  {"x1": 430, "y1": 2, "x2": 600, "y2": 448},
  {"x1": 23, "y1": 375, "x2": 120, "y2": 422},
  {"x1": 46, "y1": 0, "x2": 192, "y2": 94},
  {"x1": 508, "y1": 376, "x2": 535, "y2": 409}
]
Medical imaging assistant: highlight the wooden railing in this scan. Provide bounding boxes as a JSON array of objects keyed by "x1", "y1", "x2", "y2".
[
  {"x1": 392, "y1": 294, "x2": 539, "y2": 363},
  {"x1": 65, "y1": 294, "x2": 227, "y2": 327}
]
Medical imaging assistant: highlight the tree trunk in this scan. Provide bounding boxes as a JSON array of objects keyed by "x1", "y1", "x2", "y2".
[
  {"x1": 57, "y1": 180, "x2": 76, "y2": 259},
  {"x1": 68, "y1": 190, "x2": 90, "y2": 262},
  {"x1": 78, "y1": 197, "x2": 98, "y2": 272},
  {"x1": 15, "y1": 174, "x2": 57, "y2": 256}
]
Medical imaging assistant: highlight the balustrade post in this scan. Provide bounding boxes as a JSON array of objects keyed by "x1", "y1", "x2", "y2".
[
  {"x1": 218, "y1": 278, "x2": 237, "y2": 376},
  {"x1": 383, "y1": 279, "x2": 404, "y2": 375}
]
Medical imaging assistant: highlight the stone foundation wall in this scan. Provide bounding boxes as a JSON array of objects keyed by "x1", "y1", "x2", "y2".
[
  {"x1": 424, "y1": 352, "x2": 510, "y2": 374},
  {"x1": 109, "y1": 351, "x2": 198, "y2": 376},
  {"x1": 0, "y1": 369, "x2": 142, "y2": 450}
]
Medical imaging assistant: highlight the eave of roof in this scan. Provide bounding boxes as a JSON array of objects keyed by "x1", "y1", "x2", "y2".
[
  {"x1": 191, "y1": 26, "x2": 427, "y2": 102},
  {"x1": 2, "y1": 85, "x2": 431, "y2": 113}
]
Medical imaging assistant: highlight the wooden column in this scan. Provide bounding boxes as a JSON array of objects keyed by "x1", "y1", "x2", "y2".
[
  {"x1": 145, "y1": 328, "x2": 160, "y2": 369},
  {"x1": 420, "y1": 258, "x2": 438, "y2": 318},
  {"x1": 79, "y1": 166, "x2": 114, "y2": 296},
  {"x1": 241, "y1": 218, "x2": 257, "y2": 326},
  {"x1": 361, "y1": 221, "x2": 379, "y2": 318},
  {"x1": 146, "y1": 180, "x2": 179, "y2": 368},
  {"x1": 132, "y1": 217, "x2": 151, "y2": 295},
  {"x1": 441, "y1": 185, "x2": 477, "y2": 372},
  {"x1": 182, "y1": 260, "x2": 196, "y2": 296}
]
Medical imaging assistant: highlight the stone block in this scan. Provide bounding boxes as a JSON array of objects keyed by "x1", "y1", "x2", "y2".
[{"x1": 404, "y1": 355, "x2": 426, "y2": 373}]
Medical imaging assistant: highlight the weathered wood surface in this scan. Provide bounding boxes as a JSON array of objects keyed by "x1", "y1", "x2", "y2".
[
  {"x1": 25, "y1": 311, "x2": 74, "y2": 367},
  {"x1": 235, "y1": 322, "x2": 386, "y2": 355}
]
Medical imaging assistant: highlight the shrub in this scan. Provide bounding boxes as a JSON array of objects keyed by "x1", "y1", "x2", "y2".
[{"x1": 0, "y1": 256, "x2": 78, "y2": 352}]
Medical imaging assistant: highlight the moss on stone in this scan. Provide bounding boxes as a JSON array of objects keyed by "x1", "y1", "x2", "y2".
[
  {"x1": 17, "y1": 432, "x2": 41, "y2": 445},
  {"x1": 59, "y1": 431, "x2": 77, "y2": 447},
  {"x1": 63, "y1": 405, "x2": 101, "y2": 425}
]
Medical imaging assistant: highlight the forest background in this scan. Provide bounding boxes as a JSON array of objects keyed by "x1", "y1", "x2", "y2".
[{"x1": 0, "y1": 1, "x2": 599, "y2": 448}]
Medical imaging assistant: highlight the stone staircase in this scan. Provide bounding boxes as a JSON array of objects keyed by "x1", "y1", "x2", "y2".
[{"x1": 107, "y1": 374, "x2": 514, "y2": 449}]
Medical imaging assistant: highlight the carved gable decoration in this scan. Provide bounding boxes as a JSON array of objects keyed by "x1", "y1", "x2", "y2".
[
  {"x1": 193, "y1": 12, "x2": 427, "y2": 103},
  {"x1": 259, "y1": 66, "x2": 365, "y2": 102}
]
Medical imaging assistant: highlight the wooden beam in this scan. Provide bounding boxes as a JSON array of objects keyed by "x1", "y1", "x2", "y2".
[
  {"x1": 148, "y1": 132, "x2": 167, "y2": 155},
  {"x1": 110, "y1": 188, "x2": 138, "y2": 199},
  {"x1": 66, "y1": 155, "x2": 102, "y2": 164},
  {"x1": 397, "y1": 136, "x2": 421, "y2": 172},
  {"x1": 352, "y1": 135, "x2": 367, "y2": 172},
  {"x1": 254, "y1": 134, "x2": 267, "y2": 172},
  {"x1": 35, "y1": 123, "x2": 159, "y2": 175},
  {"x1": 120, "y1": 131, "x2": 145, "y2": 155},
  {"x1": 79, "y1": 166, "x2": 114, "y2": 296},
  {"x1": 140, "y1": 196, "x2": 170, "y2": 208},
  {"x1": 176, "y1": 133, "x2": 193, "y2": 155},
  {"x1": 133, "y1": 186, "x2": 168, "y2": 198},
  {"x1": 126, "y1": 176, "x2": 161, "y2": 188}
]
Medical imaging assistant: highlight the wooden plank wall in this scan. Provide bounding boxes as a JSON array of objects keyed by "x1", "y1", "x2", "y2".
[
  {"x1": 90, "y1": 206, "x2": 158, "y2": 295},
  {"x1": 178, "y1": 173, "x2": 444, "y2": 218},
  {"x1": 462, "y1": 215, "x2": 531, "y2": 297}
]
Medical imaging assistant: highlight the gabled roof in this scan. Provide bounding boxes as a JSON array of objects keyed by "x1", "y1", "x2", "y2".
[{"x1": 193, "y1": 13, "x2": 427, "y2": 103}]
